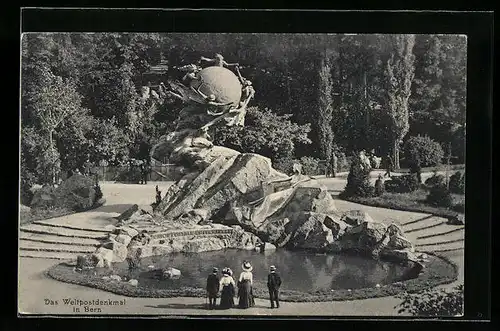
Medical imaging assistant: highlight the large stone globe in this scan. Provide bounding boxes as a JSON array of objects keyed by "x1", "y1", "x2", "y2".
[{"x1": 190, "y1": 66, "x2": 242, "y2": 106}]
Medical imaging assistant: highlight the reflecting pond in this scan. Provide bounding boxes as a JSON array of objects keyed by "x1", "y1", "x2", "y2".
[{"x1": 112, "y1": 249, "x2": 412, "y2": 292}]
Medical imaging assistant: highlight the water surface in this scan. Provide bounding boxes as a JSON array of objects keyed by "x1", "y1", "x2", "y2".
[{"x1": 113, "y1": 249, "x2": 411, "y2": 292}]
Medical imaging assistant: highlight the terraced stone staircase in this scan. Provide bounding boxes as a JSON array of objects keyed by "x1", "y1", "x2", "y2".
[
  {"x1": 19, "y1": 214, "x2": 464, "y2": 260},
  {"x1": 397, "y1": 215, "x2": 464, "y2": 254},
  {"x1": 19, "y1": 221, "x2": 238, "y2": 260},
  {"x1": 19, "y1": 222, "x2": 112, "y2": 260}
]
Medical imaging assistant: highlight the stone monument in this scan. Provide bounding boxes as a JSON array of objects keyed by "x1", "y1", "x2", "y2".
[{"x1": 77, "y1": 54, "x2": 422, "y2": 270}]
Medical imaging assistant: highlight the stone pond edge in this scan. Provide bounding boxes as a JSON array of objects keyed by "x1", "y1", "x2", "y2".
[{"x1": 44, "y1": 251, "x2": 459, "y2": 303}]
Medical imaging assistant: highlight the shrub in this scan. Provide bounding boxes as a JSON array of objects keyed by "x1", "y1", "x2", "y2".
[
  {"x1": 426, "y1": 184, "x2": 453, "y2": 208},
  {"x1": 449, "y1": 171, "x2": 465, "y2": 194},
  {"x1": 385, "y1": 174, "x2": 420, "y2": 193},
  {"x1": 336, "y1": 153, "x2": 350, "y2": 173},
  {"x1": 115, "y1": 167, "x2": 142, "y2": 183},
  {"x1": 94, "y1": 183, "x2": 103, "y2": 202},
  {"x1": 273, "y1": 157, "x2": 297, "y2": 175},
  {"x1": 340, "y1": 156, "x2": 374, "y2": 198},
  {"x1": 404, "y1": 135, "x2": 444, "y2": 167},
  {"x1": 213, "y1": 106, "x2": 312, "y2": 162},
  {"x1": 452, "y1": 202, "x2": 465, "y2": 213},
  {"x1": 424, "y1": 172, "x2": 446, "y2": 188},
  {"x1": 298, "y1": 156, "x2": 323, "y2": 176},
  {"x1": 395, "y1": 284, "x2": 463, "y2": 316}
]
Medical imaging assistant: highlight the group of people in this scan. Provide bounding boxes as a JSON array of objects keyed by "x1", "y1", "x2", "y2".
[{"x1": 206, "y1": 261, "x2": 282, "y2": 310}]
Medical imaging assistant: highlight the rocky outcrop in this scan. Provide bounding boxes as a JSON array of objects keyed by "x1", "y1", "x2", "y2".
[
  {"x1": 284, "y1": 212, "x2": 334, "y2": 250},
  {"x1": 154, "y1": 153, "x2": 289, "y2": 222},
  {"x1": 259, "y1": 242, "x2": 276, "y2": 252},
  {"x1": 229, "y1": 225, "x2": 263, "y2": 250},
  {"x1": 225, "y1": 180, "x2": 338, "y2": 230},
  {"x1": 340, "y1": 210, "x2": 374, "y2": 226},
  {"x1": 128, "y1": 279, "x2": 139, "y2": 286},
  {"x1": 181, "y1": 237, "x2": 227, "y2": 253},
  {"x1": 163, "y1": 267, "x2": 181, "y2": 279}
]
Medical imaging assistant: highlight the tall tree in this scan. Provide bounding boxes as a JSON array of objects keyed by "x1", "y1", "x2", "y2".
[
  {"x1": 317, "y1": 50, "x2": 335, "y2": 163},
  {"x1": 384, "y1": 34, "x2": 416, "y2": 169}
]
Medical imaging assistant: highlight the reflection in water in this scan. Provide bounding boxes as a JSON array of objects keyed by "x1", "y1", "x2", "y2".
[{"x1": 112, "y1": 249, "x2": 411, "y2": 292}]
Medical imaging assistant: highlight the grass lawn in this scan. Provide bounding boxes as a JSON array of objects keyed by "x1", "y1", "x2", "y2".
[
  {"x1": 342, "y1": 188, "x2": 465, "y2": 219},
  {"x1": 19, "y1": 198, "x2": 106, "y2": 225},
  {"x1": 393, "y1": 164, "x2": 465, "y2": 174},
  {"x1": 20, "y1": 207, "x2": 75, "y2": 225}
]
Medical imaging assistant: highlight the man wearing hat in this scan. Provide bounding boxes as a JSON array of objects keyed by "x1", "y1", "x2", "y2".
[
  {"x1": 267, "y1": 265, "x2": 282, "y2": 309},
  {"x1": 206, "y1": 267, "x2": 220, "y2": 310}
]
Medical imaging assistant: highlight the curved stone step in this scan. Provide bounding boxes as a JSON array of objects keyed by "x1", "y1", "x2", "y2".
[
  {"x1": 415, "y1": 240, "x2": 464, "y2": 252},
  {"x1": 416, "y1": 238, "x2": 464, "y2": 248},
  {"x1": 19, "y1": 240, "x2": 96, "y2": 254},
  {"x1": 401, "y1": 216, "x2": 446, "y2": 233},
  {"x1": 19, "y1": 250, "x2": 78, "y2": 260},
  {"x1": 33, "y1": 220, "x2": 113, "y2": 233},
  {"x1": 400, "y1": 215, "x2": 435, "y2": 227},
  {"x1": 19, "y1": 232, "x2": 102, "y2": 247},
  {"x1": 428, "y1": 246, "x2": 464, "y2": 253},
  {"x1": 416, "y1": 228, "x2": 464, "y2": 246},
  {"x1": 20, "y1": 224, "x2": 109, "y2": 239}
]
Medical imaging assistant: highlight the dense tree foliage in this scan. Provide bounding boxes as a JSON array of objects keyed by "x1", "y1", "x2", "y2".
[{"x1": 20, "y1": 33, "x2": 466, "y2": 192}]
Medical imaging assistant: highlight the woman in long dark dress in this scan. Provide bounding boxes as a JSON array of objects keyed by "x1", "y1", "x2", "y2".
[
  {"x1": 219, "y1": 268, "x2": 236, "y2": 309},
  {"x1": 237, "y1": 261, "x2": 254, "y2": 309}
]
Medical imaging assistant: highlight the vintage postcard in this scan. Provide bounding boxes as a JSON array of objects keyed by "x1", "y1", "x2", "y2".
[{"x1": 18, "y1": 12, "x2": 471, "y2": 317}]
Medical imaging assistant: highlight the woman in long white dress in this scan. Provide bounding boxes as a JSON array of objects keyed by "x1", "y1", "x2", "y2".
[
  {"x1": 219, "y1": 268, "x2": 236, "y2": 309},
  {"x1": 237, "y1": 261, "x2": 255, "y2": 308}
]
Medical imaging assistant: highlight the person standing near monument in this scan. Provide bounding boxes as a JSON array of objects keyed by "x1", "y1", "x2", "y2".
[
  {"x1": 330, "y1": 151, "x2": 338, "y2": 178},
  {"x1": 409, "y1": 155, "x2": 422, "y2": 184},
  {"x1": 218, "y1": 267, "x2": 236, "y2": 309},
  {"x1": 206, "y1": 267, "x2": 220, "y2": 310},
  {"x1": 384, "y1": 154, "x2": 394, "y2": 178},
  {"x1": 237, "y1": 261, "x2": 255, "y2": 309},
  {"x1": 267, "y1": 265, "x2": 282, "y2": 309}
]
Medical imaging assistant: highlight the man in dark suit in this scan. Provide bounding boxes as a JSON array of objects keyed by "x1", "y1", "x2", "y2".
[
  {"x1": 206, "y1": 267, "x2": 220, "y2": 309},
  {"x1": 267, "y1": 265, "x2": 282, "y2": 309}
]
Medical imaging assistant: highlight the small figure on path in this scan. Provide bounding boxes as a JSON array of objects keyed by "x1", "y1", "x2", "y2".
[
  {"x1": 142, "y1": 161, "x2": 150, "y2": 185},
  {"x1": 219, "y1": 267, "x2": 236, "y2": 309},
  {"x1": 237, "y1": 261, "x2": 255, "y2": 309},
  {"x1": 267, "y1": 265, "x2": 282, "y2": 309},
  {"x1": 359, "y1": 150, "x2": 372, "y2": 171},
  {"x1": 83, "y1": 158, "x2": 92, "y2": 176},
  {"x1": 383, "y1": 154, "x2": 394, "y2": 178},
  {"x1": 206, "y1": 267, "x2": 220, "y2": 310},
  {"x1": 328, "y1": 151, "x2": 338, "y2": 178}
]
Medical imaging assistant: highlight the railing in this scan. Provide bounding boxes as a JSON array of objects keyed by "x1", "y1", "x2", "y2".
[{"x1": 56, "y1": 165, "x2": 182, "y2": 183}]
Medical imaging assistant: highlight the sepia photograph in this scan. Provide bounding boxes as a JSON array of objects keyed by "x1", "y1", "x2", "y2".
[{"x1": 19, "y1": 31, "x2": 467, "y2": 317}]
